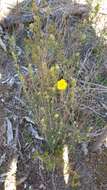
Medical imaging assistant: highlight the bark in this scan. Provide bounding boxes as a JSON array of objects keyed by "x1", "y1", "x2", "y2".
[
  {"x1": 89, "y1": 126, "x2": 107, "y2": 152},
  {"x1": 1, "y1": 12, "x2": 34, "y2": 27}
]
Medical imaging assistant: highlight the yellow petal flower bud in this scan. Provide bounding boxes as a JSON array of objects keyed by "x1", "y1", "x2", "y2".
[
  {"x1": 56, "y1": 79, "x2": 68, "y2": 91},
  {"x1": 71, "y1": 79, "x2": 76, "y2": 88}
]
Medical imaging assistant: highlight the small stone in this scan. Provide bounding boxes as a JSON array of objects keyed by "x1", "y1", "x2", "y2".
[
  {"x1": 0, "y1": 25, "x2": 3, "y2": 36},
  {"x1": 39, "y1": 184, "x2": 46, "y2": 189}
]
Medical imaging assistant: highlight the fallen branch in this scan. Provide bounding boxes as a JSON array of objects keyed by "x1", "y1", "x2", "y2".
[
  {"x1": 89, "y1": 125, "x2": 107, "y2": 152},
  {"x1": 1, "y1": 12, "x2": 34, "y2": 27},
  {"x1": 46, "y1": 3, "x2": 90, "y2": 19},
  {"x1": 67, "y1": 4, "x2": 90, "y2": 17}
]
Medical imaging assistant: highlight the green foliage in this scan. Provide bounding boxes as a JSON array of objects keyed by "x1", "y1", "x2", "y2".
[
  {"x1": 71, "y1": 171, "x2": 80, "y2": 190},
  {"x1": 16, "y1": 0, "x2": 106, "y2": 174},
  {"x1": 15, "y1": 3, "x2": 80, "y2": 172},
  {"x1": 96, "y1": 74, "x2": 107, "y2": 85},
  {"x1": 32, "y1": 150, "x2": 55, "y2": 171},
  {"x1": 32, "y1": 148, "x2": 63, "y2": 172}
]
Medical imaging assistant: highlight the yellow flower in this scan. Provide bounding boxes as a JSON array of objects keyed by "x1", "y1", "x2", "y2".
[
  {"x1": 70, "y1": 91, "x2": 75, "y2": 98},
  {"x1": 49, "y1": 34, "x2": 55, "y2": 41},
  {"x1": 56, "y1": 79, "x2": 68, "y2": 91},
  {"x1": 50, "y1": 66, "x2": 56, "y2": 76},
  {"x1": 49, "y1": 64, "x2": 59, "y2": 76},
  {"x1": 54, "y1": 113, "x2": 59, "y2": 119}
]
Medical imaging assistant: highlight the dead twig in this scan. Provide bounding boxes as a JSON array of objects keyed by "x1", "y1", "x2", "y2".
[{"x1": 1, "y1": 12, "x2": 34, "y2": 27}]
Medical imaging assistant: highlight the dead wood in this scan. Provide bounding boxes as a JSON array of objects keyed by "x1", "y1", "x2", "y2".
[
  {"x1": 45, "y1": 3, "x2": 90, "y2": 19},
  {"x1": 0, "y1": 12, "x2": 34, "y2": 28},
  {"x1": 89, "y1": 126, "x2": 107, "y2": 152},
  {"x1": 66, "y1": 4, "x2": 90, "y2": 17}
]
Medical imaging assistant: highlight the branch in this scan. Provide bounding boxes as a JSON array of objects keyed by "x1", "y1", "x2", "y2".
[
  {"x1": 1, "y1": 12, "x2": 34, "y2": 27},
  {"x1": 89, "y1": 126, "x2": 107, "y2": 152}
]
